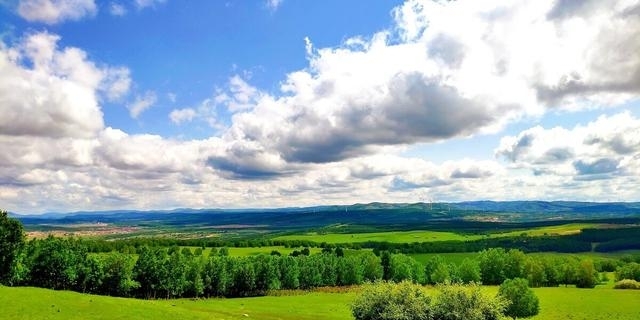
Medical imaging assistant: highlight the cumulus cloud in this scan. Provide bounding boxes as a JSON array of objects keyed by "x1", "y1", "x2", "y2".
[
  {"x1": 496, "y1": 111, "x2": 640, "y2": 179},
  {"x1": 169, "y1": 108, "x2": 196, "y2": 125},
  {"x1": 203, "y1": 0, "x2": 640, "y2": 177},
  {"x1": 17, "y1": 0, "x2": 97, "y2": 24},
  {"x1": 128, "y1": 91, "x2": 157, "y2": 118},
  {"x1": 135, "y1": 0, "x2": 166, "y2": 9},
  {"x1": 109, "y1": 2, "x2": 126, "y2": 16},
  {"x1": 0, "y1": 32, "x2": 110, "y2": 138},
  {"x1": 266, "y1": 0, "x2": 283, "y2": 11},
  {"x1": 3, "y1": 1, "x2": 640, "y2": 213}
]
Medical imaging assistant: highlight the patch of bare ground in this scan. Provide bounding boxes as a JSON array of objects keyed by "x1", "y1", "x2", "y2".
[{"x1": 27, "y1": 225, "x2": 140, "y2": 239}]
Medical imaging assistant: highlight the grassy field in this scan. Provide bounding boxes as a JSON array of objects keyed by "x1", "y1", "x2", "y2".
[
  {"x1": 2, "y1": 284, "x2": 639, "y2": 320},
  {"x1": 272, "y1": 223, "x2": 599, "y2": 244},
  {"x1": 409, "y1": 250, "x2": 640, "y2": 265},
  {"x1": 274, "y1": 230, "x2": 479, "y2": 243},
  {"x1": 181, "y1": 246, "x2": 324, "y2": 257}
]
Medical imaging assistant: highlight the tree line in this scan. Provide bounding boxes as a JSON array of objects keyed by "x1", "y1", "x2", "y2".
[
  {"x1": 4, "y1": 236, "x2": 635, "y2": 299},
  {"x1": 77, "y1": 227, "x2": 640, "y2": 255},
  {"x1": 2, "y1": 212, "x2": 639, "y2": 300}
]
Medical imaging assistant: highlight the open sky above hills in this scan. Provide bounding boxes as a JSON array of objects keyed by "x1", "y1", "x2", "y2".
[{"x1": 1, "y1": 0, "x2": 639, "y2": 214}]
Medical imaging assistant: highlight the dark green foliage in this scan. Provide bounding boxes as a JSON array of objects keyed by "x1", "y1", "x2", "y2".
[
  {"x1": 575, "y1": 260, "x2": 598, "y2": 288},
  {"x1": 360, "y1": 252, "x2": 383, "y2": 282},
  {"x1": 279, "y1": 256, "x2": 299, "y2": 289},
  {"x1": 0, "y1": 210, "x2": 25, "y2": 285},
  {"x1": 29, "y1": 236, "x2": 87, "y2": 290},
  {"x1": 478, "y1": 248, "x2": 507, "y2": 285},
  {"x1": 615, "y1": 262, "x2": 640, "y2": 281},
  {"x1": 101, "y1": 252, "x2": 139, "y2": 296},
  {"x1": 498, "y1": 278, "x2": 539, "y2": 319},
  {"x1": 457, "y1": 258, "x2": 481, "y2": 284},
  {"x1": 388, "y1": 254, "x2": 424, "y2": 284},
  {"x1": 134, "y1": 246, "x2": 168, "y2": 299}
]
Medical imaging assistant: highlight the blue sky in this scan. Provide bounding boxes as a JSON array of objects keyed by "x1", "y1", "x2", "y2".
[{"x1": 0, "y1": 0, "x2": 639, "y2": 214}]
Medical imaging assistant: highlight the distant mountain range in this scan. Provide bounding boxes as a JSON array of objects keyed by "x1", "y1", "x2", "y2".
[{"x1": 11, "y1": 201, "x2": 640, "y2": 229}]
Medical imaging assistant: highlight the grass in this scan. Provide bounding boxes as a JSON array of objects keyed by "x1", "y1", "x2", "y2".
[
  {"x1": 532, "y1": 286, "x2": 640, "y2": 320},
  {"x1": 409, "y1": 250, "x2": 640, "y2": 265},
  {"x1": 272, "y1": 223, "x2": 600, "y2": 244},
  {"x1": 0, "y1": 286, "x2": 355, "y2": 320},
  {"x1": 181, "y1": 246, "x2": 324, "y2": 257},
  {"x1": 2, "y1": 284, "x2": 639, "y2": 320},
  {"x1": 274, "y1": 230, "x2": 478, "y2": 244}
]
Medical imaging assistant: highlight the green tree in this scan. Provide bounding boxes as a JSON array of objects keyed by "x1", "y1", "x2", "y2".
[
  {"x1": 575, "y1": 259, "x2": 598, "y2": 288},
  {"x1": 185, "y1": 257, "x2": 205, "y2": 297},
  {"x1": 425, "y1": 255, "x2": 446, "y2": 284},
  {"x1": 431, "y1": 263, "x2": 452, "y2": 284},
  {"x1": 389, "y1": 254, "x2": 424, "y2": 284},
  {"x1": 29, "y1": 237, "x2": 87, "y2": 290},
  {"x1": 360, "y1": 252, "x2": 383, "y2": 282},
  {"x1": 279, "y1": 256, "x2": 300, "y2": 289},
  {"x1": 615, "y1": 262, "x2": 640, "y2": 281},
  {"x1": 230, "y1": 258, "x2": 256, "y2": 297},
  {"x1": 497, "y1": 278, "x2": 539, "y2": 320},
  {"x1": 0, "y1": 210, "x2": 25, "y2": 285},
  {"x1": 478, "y1": 248, "x2": 507, "y2": 285},
  {"x1": 523, "y1": 258, "x2": 546, "y2": 288},
  {"x1": 134, "y1": 246, "x2": 168, "y2": 299},
  {"x1": 78, "y1": 255, "x2": 105, "y2": 294},
  {"x1": 504, "y1": 250, "x2": 526, "y2": 280},
  {"x1": 101, "y1": 252, "x2": 139, "y2": 296},
  {"x1": 458, "y1": 258, "x2": 481, "y2": 284}
]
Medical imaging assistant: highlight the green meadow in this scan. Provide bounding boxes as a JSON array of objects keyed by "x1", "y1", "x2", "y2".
[
  {"x1": 272, "y1": 223, "x2": 599, "y2": 244},
  {"x1": 2, "y1": 285, "x2": 639, "y2": 320}
]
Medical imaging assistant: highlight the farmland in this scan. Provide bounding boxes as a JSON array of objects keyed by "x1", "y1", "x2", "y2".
[{"x1": 272, "y1": 223, "x2": 599, "y2": 244}]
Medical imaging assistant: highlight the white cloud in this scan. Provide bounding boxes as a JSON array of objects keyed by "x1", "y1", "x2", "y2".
[
  {"x1": 101, "y1": 67, "x2": 131, "y2": 101},
  {"x1": 17, "y1": 0, "x2": 97, "y2": 24},
  {"x1": 218, "y1": 75, "x2": 262, "y2": 112},
  {"x1": 0, "y1": 32, "x2": 106, "y2": 138},
  {"x1": 3, "y1": 1, "x2": 640, "y2": 213},
  {"x1": 135, "y1": 0, "x2": 166, "y2": 9},
  {"x1": 109, "y1": 2, "x2": 126, "y2": 16},
  {"x1": 169, "y1": 108, "x2": 196, "y2": 125},
  {"x1": 127, "y1": 91, "x2": 157, "y2": 119},
  {"x1": 266, "y1": 0, "x2": 283, "y2": 11},
  {"x1": 496, "y1": 111, "x2": 640, "y2": 179},
  {"x1": 203, "y1": 0, "x2": 640, "y2": 179}
]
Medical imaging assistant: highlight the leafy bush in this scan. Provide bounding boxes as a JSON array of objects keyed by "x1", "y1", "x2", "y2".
[
  {"x1": 614, "y1": 279, "x2": 640, "y2": 290},
  {"x1": 432, "y1": 282, "x2": 505, "y2": 320},
  {"x1": 351, "y1": 281, "x2": 505, "y2": 320},
  {"x1": 351, "y1": 281, "x2": 431, "y2": 320},
  {"x1": 498, "y1": 278, "x2": 539, "y2": 319}
]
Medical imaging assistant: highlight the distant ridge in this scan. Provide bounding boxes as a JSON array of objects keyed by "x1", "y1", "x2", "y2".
[{"x1": 11, "y1": 201, "x2": 640, "y2": 229}]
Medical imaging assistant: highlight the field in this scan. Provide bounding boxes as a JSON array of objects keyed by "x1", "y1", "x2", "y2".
[
  {"x1": 2, "y1": 285, "x2": 639, "y2": 320},
  {"x1": 185, "y1": 246, "x2": 324, "y2": 257},
  {"x1": 408, "y1": 250, "x2": 640, "y2": 265},
  {"x1": 273, "y1": 223, "x2": 599, "y2": 244}
]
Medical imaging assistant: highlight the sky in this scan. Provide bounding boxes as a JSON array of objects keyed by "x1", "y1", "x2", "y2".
[{"x1": 0, "y1": 0, "x2": 639, "y2": 214}]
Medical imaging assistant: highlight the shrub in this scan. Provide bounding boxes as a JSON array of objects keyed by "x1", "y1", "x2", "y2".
[
  {"x1": 498, "y1": 278, "x2": 539, "y2": 320},
  {"x1": 351, "y1": 281, "x2": 431, "y2": 320},
  {"x1": 614, "y1": 279, "x2": 640, "y2": 290},
  {"x1": 352, "y1": 281, "x2": 505, "y2": 320},
  {"x1": 433, "y1": 282, "x2": 505, "y2": 320}
]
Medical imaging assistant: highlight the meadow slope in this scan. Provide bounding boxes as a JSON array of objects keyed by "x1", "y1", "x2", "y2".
[{"x1": 2, "y1": 285, "x2": 639, "y2": 320}]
